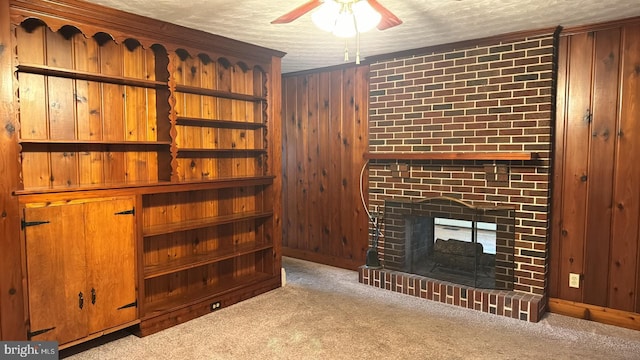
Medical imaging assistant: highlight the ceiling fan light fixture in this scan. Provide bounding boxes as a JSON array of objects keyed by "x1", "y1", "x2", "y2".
[
  {"x1": 311, "y1": 0, "x2": 341, "y2": 32},
  {"x1": 351, "y1": 0, "x2": 382, "y2": 33},
  {"x1": 332, "y1": 7, "x2": 357, "y2": 38},
  {"x1": 311, "y1": 0, "x2": 382, "y2": 38}
]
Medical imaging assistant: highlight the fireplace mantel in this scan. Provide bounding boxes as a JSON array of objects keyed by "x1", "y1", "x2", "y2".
[{"x1": 364, "y1": 152, "x2": 539, "y2": 161}]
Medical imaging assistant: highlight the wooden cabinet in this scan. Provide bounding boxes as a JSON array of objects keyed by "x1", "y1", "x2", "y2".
[
  {"x1": 1, "y1": 0, "x2": 283, "y2": 345},
  {"x1": 23, "y1": 197, "x2": 137, "y2": 344}
]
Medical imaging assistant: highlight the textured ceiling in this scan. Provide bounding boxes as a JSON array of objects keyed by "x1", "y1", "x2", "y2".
[{"x1": 83, "y1": 0, "x2": 640, "y2": 73}]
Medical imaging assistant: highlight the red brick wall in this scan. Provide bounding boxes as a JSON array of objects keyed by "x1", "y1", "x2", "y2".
[{"x1": 367, "y1": 30, "x2": 557, "y2": 296}]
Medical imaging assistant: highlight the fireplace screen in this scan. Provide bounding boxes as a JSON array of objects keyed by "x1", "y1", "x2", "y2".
[{"x1": 382, "y1": 197, "x2": 515, "y2": 290}]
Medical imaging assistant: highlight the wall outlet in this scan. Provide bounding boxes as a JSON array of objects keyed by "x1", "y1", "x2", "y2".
[
  {"x1": 210, "y1": 301, "x2": 221, "y2": 311},
  {"x1": 569, "y1": 273, "x2": 580, "y2": 288}
]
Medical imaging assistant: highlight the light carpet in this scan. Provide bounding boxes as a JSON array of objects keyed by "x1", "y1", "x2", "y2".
[{"x1": 63, "y1": 257, "x2": 640, "y2": 359}]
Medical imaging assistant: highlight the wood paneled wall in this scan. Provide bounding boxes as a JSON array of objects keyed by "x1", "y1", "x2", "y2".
[
  {"x1": 551, "y1": 18, "x2": 640, "y2": 314},
  {"x1": 282, "y1": 66, "x2": 369, "y2": 270},
  {"x1": 0, "y1": 0, "x2": 24, "y2": 340}
]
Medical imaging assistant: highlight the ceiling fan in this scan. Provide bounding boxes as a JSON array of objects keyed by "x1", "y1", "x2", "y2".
[{"x1": 271, "y1": 0, "x2": 403, "y2": 31}]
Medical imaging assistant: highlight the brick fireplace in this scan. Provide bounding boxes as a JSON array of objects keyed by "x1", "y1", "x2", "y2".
[{"x1": 358, "y1": 28, "x2": 558, "y2": 322}]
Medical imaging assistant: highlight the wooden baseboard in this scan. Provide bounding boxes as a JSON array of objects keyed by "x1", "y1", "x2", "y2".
[
  {"x1": 283, "y1": 248, "x2": 363, "y2": 270},
  {"x1": 548, "y1": 298, "x2": 640, "y2": 331}
]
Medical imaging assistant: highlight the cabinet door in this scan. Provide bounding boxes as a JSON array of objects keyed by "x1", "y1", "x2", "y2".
[
  {"x1": 85, "y1": 198, "x2": 137, "y2": 333},
  {"x1": 24, "y1": 204, "x2": 88, "y2": 344}
]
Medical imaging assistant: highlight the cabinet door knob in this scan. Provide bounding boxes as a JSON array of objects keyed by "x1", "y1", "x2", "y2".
[
  {"x1": 78, "y1": 292, "x2": 84, "y2": 309},
  {"x1": 91, "y1": 288, "x2": 96, "y2": 305}
]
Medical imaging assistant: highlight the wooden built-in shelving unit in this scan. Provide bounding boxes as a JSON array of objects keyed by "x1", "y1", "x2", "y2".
[
  {"x1": 143, "y1": 210, "x2": 274, "y2": 237},
  {"x1": 17, "y1": 63, "x2": 167, "y2": 88},
  {"x1": 1, "y1": 0, "x2": 283, "y2": 346}
]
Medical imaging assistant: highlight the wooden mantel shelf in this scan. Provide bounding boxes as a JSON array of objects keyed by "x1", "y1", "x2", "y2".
[{"x1": 364, "y1": 152, "x2": 539, "y2": 161}]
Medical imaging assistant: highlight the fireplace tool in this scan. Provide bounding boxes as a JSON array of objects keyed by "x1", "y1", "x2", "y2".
[
  {"x1": 365, "y1": 209, "x2": 382, "y2": 269},
  {"x1": 361, "y1": 160, "x2": 382, "y2": 268}
]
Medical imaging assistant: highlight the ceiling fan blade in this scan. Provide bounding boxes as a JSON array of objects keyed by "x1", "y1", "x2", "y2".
[
  {"x1": 367, "y1": 0, "x2": 403, "y2": 30},
  {"x1": 271, "y1": 0, "x2": 323, "y2": 24}
]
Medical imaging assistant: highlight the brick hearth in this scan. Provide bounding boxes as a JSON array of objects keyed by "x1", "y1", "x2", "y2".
[{"x1": 359, "y1": 266, "x2": 545, "y2": 322}]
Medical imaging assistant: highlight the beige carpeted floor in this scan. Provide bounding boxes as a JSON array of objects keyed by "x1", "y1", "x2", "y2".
[{"x1": 62, "y1": 257, "x2": 640, "y2": 359}]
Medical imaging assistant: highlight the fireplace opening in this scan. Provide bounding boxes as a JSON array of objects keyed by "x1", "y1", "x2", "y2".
[{"x1": 382, "y1": 197, "x2": 515, "y2": 290}]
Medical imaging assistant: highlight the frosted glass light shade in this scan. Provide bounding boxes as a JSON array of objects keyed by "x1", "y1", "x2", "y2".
[
  {"x1": 352, "y1": 0, "x2": 381, "y2": 33},
  {"x1": 311, "y1": 0, "x2": 382, "y2": 38},
  {"x1": 311, "y1": 1, "x2": 341, "y2": 33},
  {"x1": 332, "y1": 9, "x2": 357, "y2": 38}
]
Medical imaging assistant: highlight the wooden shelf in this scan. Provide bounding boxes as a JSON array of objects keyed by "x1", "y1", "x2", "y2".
[
  {"x1": 176, "y1": 117, "x2": 265, "y2": 129},
  {"x1": 177, "y1": 148, "x2": 267, "y2": 157},
  {"x1": 19, "y1": 139, "x2": 171, "y2": 146},
  {"x1": 143, "y1": 272, "x2": 273, "y2": 318},
  {"x1": 17, "y1": 64, "x2": 167, "y2": 89},
  {"x1": 364, "y1": 152, "x2": 539, "y2": 161},
  {"x1": 144, "y1": 243, "x2": 273, "y2": 279},
  {"x1": 14, "y1": 176, "x2": 275, "y2": 196},
  {"x1": 144, "y1": 210, "x2": 273, "y2": 237},
  {"x1": 175, "y1": 84, "x2": 265, "y2": 102}
]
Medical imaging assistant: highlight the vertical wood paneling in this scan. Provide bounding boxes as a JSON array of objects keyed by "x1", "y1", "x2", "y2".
[
  {"x1": 15, "y1": 25, "x2": 46, "y2": 140},
  {"x1": 74, "y1": 34, "x2": 104, "y2": 185},
  {"x1": 123, "y1": 44, "x2": 150, "y2": 182},
  {"x1": 100, "y1": 40, "x2": 126, "y2": 182},
  {"x1": 282, "y1": 76, "x2": 297, "y2": 249},
  {"x1": 317, "y1": 72, "x2": 331, "y2": 256},
  {"x1": 45, "y1": 28, "x2": 75, "y2": 140},
  {"x1": 340, "y1": 69, "x2": 355, "y2": 260},
  {"x1": 183, "y1": 54, "x2": 203, "y2": 180},
  {"x1": 267, "y1": 55, "x2": 282, "y2": 275},
  {"x1": 558, "y1": 33, "x2": 594, "y2": 302},
  {"x1": 306, "y1": 74, "x2": 320, "y2": 254},
  {"x1": 217, "y1": 60, "x2": 233, "y2": 179},
  {"x1": 610, "y1": 24, "x2": 640, "y2": 312},
  {"x1": 200, "y1": 59, "x2": 217, "y2": 178},
  {"x1": 46, "y1": 28, "x2": 78, "y2": 187},
  {"x1": 295, "y1": 75, "x2": 309, "y2": 254},
  {"x1": 352, "y1": 66, "x2": 369, "y2": 262},
  {"x1": 583, "y1": 28, "x2": 620, "y2": 306},
  {"x1": 282, "y1": 65, "x2": 369, "y2": 269},
  {"x1": 329, "y1": 69, "x2": 344, "y2": 260},
  {"x1": 0, "y1": 1, "x2": 26, "y2": 339},
  {"x1": 554, "y1": 20, "x2": 640, "y2": 315}
]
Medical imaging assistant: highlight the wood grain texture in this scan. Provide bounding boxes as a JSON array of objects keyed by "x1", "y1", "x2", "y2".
[
  {"x1": 5, "y1": 0, "x2": 283, "y2": 342},
  {"x1": 549, "y1": 35, "x2": 569, "y2": 299},
  {"x1": 610, "y1": 23, "x2": 640, "y2": 312},
  {"x1": 84, "y1": 198, "x2": 137, "y2": 333},
  {"x1": 282, "y1": 76, "x2": 297, "y2": 250},
  {"x1": 364, "y1": 152, "x2": 538, "y2": 160},
  {"x1": 557, "y1": 32, "x2": 594, "y2": 302},
  {"x1": 582, "y1": 28, "x2": 620, "y2": 307},
  {"x1": 281, "y1": 65, "x2": 369, "y2": 268},
  {"x1": 0, "y1": 0, "x2": 26, "y2": 340},
  {"x1": 24, "y1": 204, "x2": 88, "y2": 344},
  {"x1": 553, "y1": 19, "x2": 640, "y2": 316},
  {"x1": 548, "y1": 298, "x2": 640, "y2": 331},
  {"x1": 268, "y1": 56, "x2": 284, "y2": 276},
  {"x1": 8, "y1": 0, "x2": 284, "y2": 64}
]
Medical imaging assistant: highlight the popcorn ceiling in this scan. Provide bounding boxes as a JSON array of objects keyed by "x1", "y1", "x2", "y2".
[{"x1": 84, "y1": 0, "x2": 640, "y2": 73}]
